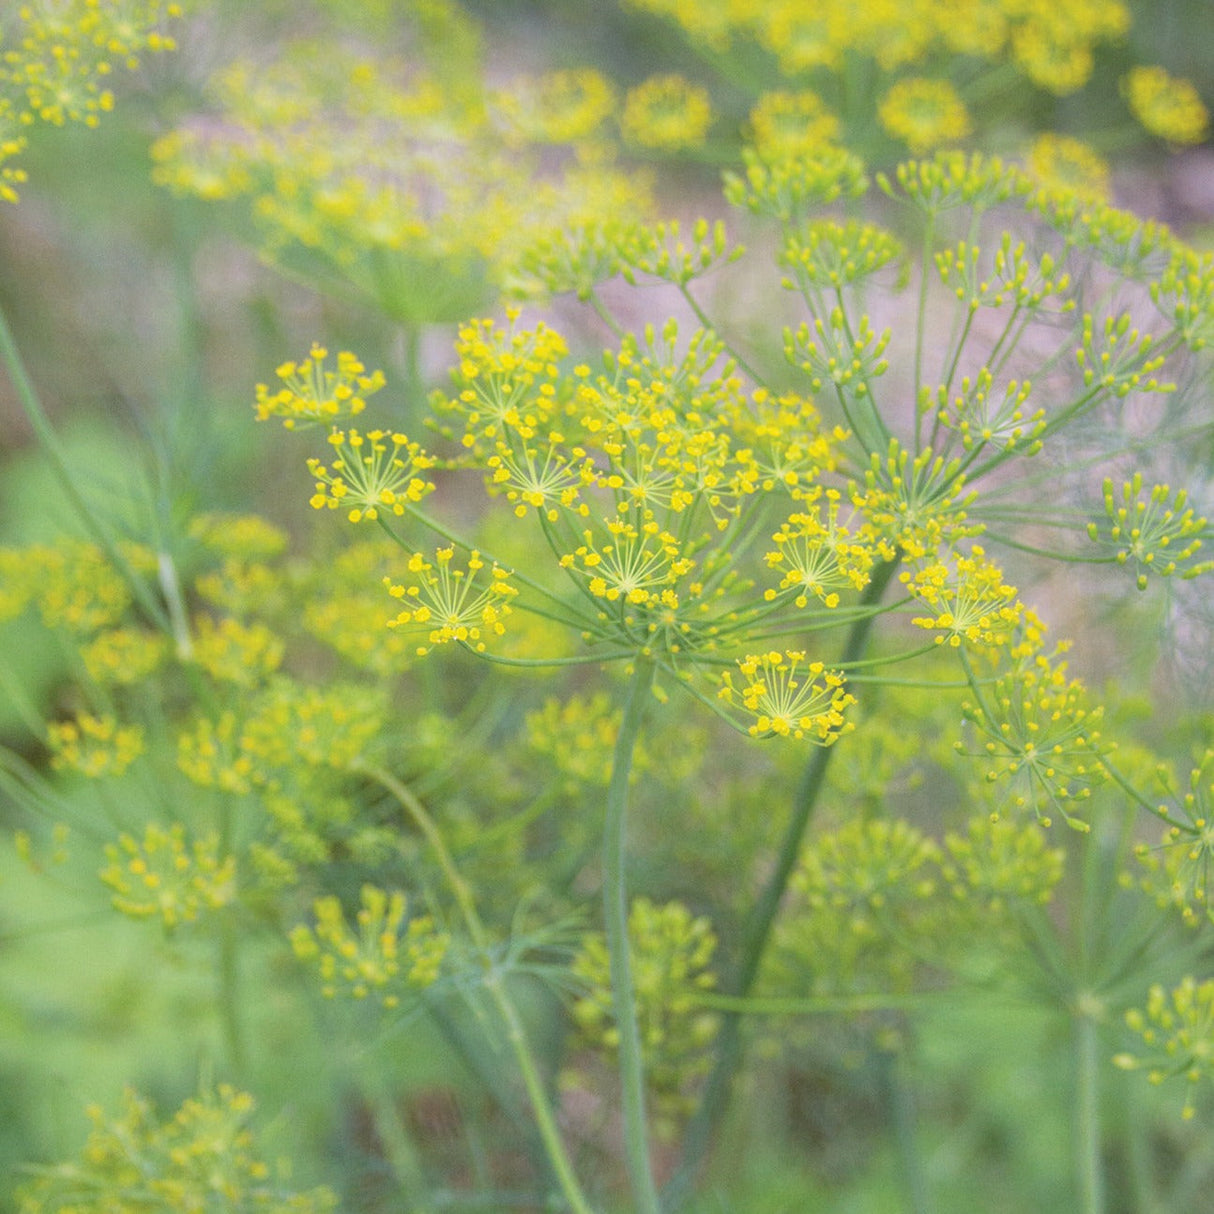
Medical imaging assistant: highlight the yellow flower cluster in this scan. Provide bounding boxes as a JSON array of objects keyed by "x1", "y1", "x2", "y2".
[
  {"x1": 80, "y1": 626, "x2": 168, "y2": 685},
  {"x1": 190, "y1": 615, "x2": 285, "y2": 686},
  {"x1": 878, "y1": 77, "x2": 972, "y2": 154},
  {"x1": 99, "y1": 823, "x2": 236, "y2": 929},
  {"x1": 290, "y1": 884, "x2": 448, "y2": 1008},
  {"x1": 385, "y1": 548, "x2": 517, "y2": 655},
  {"x1": 1117, "y1": 977, "x2": 1214, "y2": 1120},
  {"x1": 47, "y1": 712, "x2": 143, "y2": 778},
  {"x1": 959, "y1": 654, "x2": 1107, "y2": 828},
  {"x1": 307, "y1": 429, "x2": 437, "y2": 523},
  {"x1": 719, "y1": 651, "x2": 853, "y2": 743},
  {"x1": 1124, "y1": 65, "x2": 1210, "y2": 145},
  {"x1": 568, "y1": 898, "x2": 719, "y2": 1122},
  {"x1": 0, "y1": 0, "x2": 184, "y2": 201},
  {"x1": 15, "y1": 1085, "x2": 337, "y2": 1213},
  {"x1": 620, "y1": 75, "x2": 714, "y2": 151},
  {"x1": 1087, "y1": 474, "x2": 1209, "y2": 591},
  {"x1": 151, "y1": 41, "x2": 656, "y2": 319},
  {"x1": 904, "y1": 546, "x2": 1023, "y2": 650},
  {"x1": 255, "y1": 345, "x2": 385, "y2": 430},
  {"x1": 1130, "y1": 749, "x2": 1214, "y2": 927}
]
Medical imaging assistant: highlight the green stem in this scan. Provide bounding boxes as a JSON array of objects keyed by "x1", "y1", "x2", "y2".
[
  {"x1": 1075, "y1": 1009, "x2": 1106, "y2": 1214},
  {"x1": 0, "y1": 302, "x2": 170, "y2": 634},
  {"x1": 218, "y1": 914, "x2": 246, "y2": 1075},
  {"x1": 664, "y1": 555, "x2": 900, "y2": 1209},
  {"x1": 878, "y1": 1040, "x2": 929, "y2": 1214},
  {"x1": 604, "y1": 657, "x2": 661, "y2": 1214},
  {"x1": 356, "y1": 762, "x2": 596, "y2": 1214}
]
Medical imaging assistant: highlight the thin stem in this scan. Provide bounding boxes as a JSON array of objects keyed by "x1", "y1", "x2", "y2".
[
  {"x1": 879, "y1": 1041, "x2": 930, "y2": 1214},
  {"x1": 1074, "y1": 1009, "x2": 1106, "y2": 1214},
  {"x1": 664, "y1": 555, "x2": 901, "y2": 1209},
  {"x1": 603, "y1": 657, "x2": 662, "y2": 1214},
  {"x1": 357, "y1": 762, "x2": 595, "y2": 1214},
  {"x1": 0, "y1": 303, "x2": 170, "y2": 633}
]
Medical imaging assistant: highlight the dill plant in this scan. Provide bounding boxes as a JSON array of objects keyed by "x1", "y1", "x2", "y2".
[{"x1": 2, "y1": 3, "x2": 1214, "y2": 1213}]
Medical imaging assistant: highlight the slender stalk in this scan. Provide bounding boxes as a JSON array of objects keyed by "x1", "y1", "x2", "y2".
[
  {"x1": 356, "y1": 762, "x2": 596, "y2": 1214},
  {"x1": 0, "y1": 303, "x2": 170, "y2": 633},
  {"x1": 1074, "y1": 1008, "x2": 1106, "y2": 1214},
  {"x1": 664, "y1": 556, "x2": 900, "y2": 1209},
  {"x1": 603, "y1": 657, "x2": 662, "y2": 1214},
  {"x1": 879, "y1": 1041, "x2": 929, "y2": 1214}
]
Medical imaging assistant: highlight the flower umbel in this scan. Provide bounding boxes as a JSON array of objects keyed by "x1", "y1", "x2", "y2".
[
  {"x1": 290, "y1": 884, "x2": 448, "y2": 1008},
  {"x1": 719, "y1": 651, "x2": 854, "y2": 743},
  {"x1": 1116, "y1": 977, "x2": 1214, "y2": 1119},
  {"x1": 255, "y1": 345, "x2": 386, "y2": 429},
  {"x1": 308, "y1": 429, "x2": 437, "y2": 522},
  {"x1": 386, "y1": 548, "x2": 518, "y2": 654}
]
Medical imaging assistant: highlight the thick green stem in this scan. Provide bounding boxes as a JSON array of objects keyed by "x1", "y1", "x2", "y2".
[
  {"x1": 1075, "y1": 1008, "x2": 1106, "y2": 1214},
  {"x1": 604, "y1": 657, "x2": 661, "y2": 1214},
  {"x1": 357, "y1": 763, "x2": 595, "y2": 1214},
  {"x1": 664, "y1": 556, "x2": 900, "y2": 1209}
]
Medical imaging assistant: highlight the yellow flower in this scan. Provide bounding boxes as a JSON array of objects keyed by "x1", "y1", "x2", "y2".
[
  {"x1": 255, "y1": 344, "x2": 385, "y2": 429},
  {"x1": 385, "y1": 548, "x2": 518, "y2": 654},
  {"x1": 620, "y1": 75, "x2": 713, "y2": 151},
  {"x1": 748, "y1": 90, "x2": 840, "y2": 163},
  {"x1": 718, "y1": 650, "x2": 854, "y2": 743},
  {"x1": 290, "y1": 885, "x2": 448, "y2": 1008},
  {"x1": 1025, "y1": 133, "x2": 1110, "y2": 204},
  {"x1": 100, "y1": 824, "x2": 236, "y2": 930},
  {"x1": 1124, "y1": 66, "x2": 1209, "y2": 145},
  {"x1": 878, "y1": 78, "x2": 971, "y2": 155},
  {"x1": 47, "y1": 713, "x2": 143, "y2": 779},
  {"x1": 307, "y1": 429, "x2": 437, "y2": 522}
]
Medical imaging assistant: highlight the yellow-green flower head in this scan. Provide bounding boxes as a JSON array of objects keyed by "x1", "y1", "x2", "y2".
[
  {"x1": 1124, "y1": 65, "x2": 1210, "y2": 145},
  {"x1": 190, "y1": 615, "x2": 285, "y2": 686},
  {"x1": 526, "y1": 692, "x2": 642, "y2": 787},
  {"x1": 490, "y1": 68, "x2": 617, "y2": 146},
  {"x1": 747, "y1": 89, "x2": 841, "y2": 163},
  {"x1": 1130, "y1": 749, "x2": 1214, "y2": 927},
  {"x1": 560, "y1": 515, "x2": 694, "y2": 610},
  {"x1": 385, "y1": 547, "x2": 518, "y2": 654},
  {"x1": 903, "y1": 545, "x2": 1024, "y2": 650},
  {"x1": 14, "y1": 1084, "x2": 338, "y2": 1213},
  {"x1": 188, "y1": 511, "x2": 289, "y2": 559},
  {"x1": 780, "y1": 219, "x2": 902, "y2": 290},
  {"x1": 47, "y1": 712, "x2": 143, "y2": 779},
  {"x1": 941, "y1": 814, "x2": 1065, "y2": 912},
  {"x1": 932, "y1": 367, "x2": 1045, "y2": 454},
  {"x1": 567, "y1": 897, "x2": 719, "y2": 1122},
  {"x1": 21, "y1": 538, "x2": 143, "y2": 636},
  {"x1": 958, "y1": 653, "x2": 1107, "y2": 829},
  {"x1": 290, "y1": 884, "x2": 448, "y2": 1008},
  {"x1": 764, "y1": 488, "x2": 875, "y2": 609},
  {"x1": 1087, "y1": 473, "x2": 1209, "y2": 591},
  {"x1": 620, "y1": 74, "x2": 713, "y2": 151},
  {"x1": 718, "y1": 650, "x2": 854, "y2": 743},
  {"x1": 100, "y1": 824, "x2": 236, "y2": 930},
  {"x1": 255, "y1": 344, "x2": 385, "y2": 429},
  {"x1": 1025, "y1": 133, "x2": 1111, "y2": 205},
  {"x1": 878, "y1": 77, "x2": 972, "y2": 155},
  {"x1": 0, "y1": 1, "x2": 184, "y2": 202},
  {"x1": 1152, "y1": 246, "x2": 1214, "y2": 352},
  {"x1": 307, "y1": 429, "x2": 437, "y2": 523},
  {"x1": 725, "y1": 145, "x2": 868, "y2": 222},
  {"x1": 1116, "y1": 976, "x2": 1214, "y2": 1120},
  {"x1": 754, "y1": 3, "x2": 847, "y2": 74},
  {"x1": 80, "y1": 626, "x2": 169, "y2": 686},
  {"x1": 852, "y1": 441, "x2": 979, "y2": 561}
]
